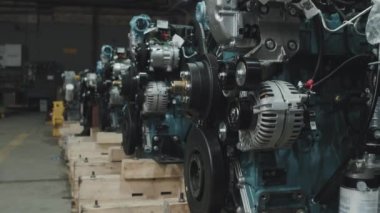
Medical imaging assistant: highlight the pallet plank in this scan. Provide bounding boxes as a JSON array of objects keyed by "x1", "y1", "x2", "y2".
[
  {"x1": 80, "y1": 198, "x2": 189, "y2": 213},
  {"x1": 122, "y1": 159, "x2": 183, "y2": 180},
  {"x1": 95, "y1": 132, "x2": 122, "y2": 144},
  {"x1": 78, "y1": 175, "x2": 182, "y2": 202}
]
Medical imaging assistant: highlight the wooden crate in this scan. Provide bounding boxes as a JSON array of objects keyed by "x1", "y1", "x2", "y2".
[
  {"x1": 95, "y1": 132, "x2": 122, "y2": 144},
  {"x1": 69, "y1": 147, "x2": 129, "y2": 196},
  {"x1": 70, "y1": 160, "x2": 121, "y2": 201},
  {"x1": 77, "y1": 174, "x2": 182, "y2": 202},
  {"x1": 121, "y1": 159, "x2": 183, "y2": 180},
  {"x1": 76, "y1": 159, "x2": 187, "y2": 212},
  {"x1": 66, "y1": 141, "x2": 120, "y2": 163},
  {"x1": 62, "y1": 132, "x2": 190, "y2": 213},
  {"x1": 69, "y1": 144, "x2": 130, "y2": 212}
]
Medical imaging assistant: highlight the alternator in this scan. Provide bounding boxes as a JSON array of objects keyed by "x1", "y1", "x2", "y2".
[
  {"x1": 149, "y1": 44, "x2": 180, "y2": 72},
  {"x1": 142, "y1": 81, "x2": 169, "y2": 115},
  {"x1": 237, "y1": 80, "x2": 306, "y2": 151},
  {"x1": 85, "y1": 73, "x2": 97, "y2": 89},
  {"x1": 113, "y1": 61, "x2": 131, "y2": 77}
]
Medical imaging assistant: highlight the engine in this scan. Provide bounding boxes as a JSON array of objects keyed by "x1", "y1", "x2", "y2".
[
  {"x1": 98, "y1": 45, "x2": 131, "y2": 131},
  {"x1": 168, "y1": 0, "x2": 380, "y2": 213},
  {"x1": 78, "y1": 69, "x2": 98, "y2": 135},
  {"x1": 61, "y1": 70, "x2": 80, "y2": 121},
  {"x1": 121, "y1": 15, "x2": 193, "y2": 163},
  {"x1": 118, "y1": 1, "x2": 380, "y2": 212}
]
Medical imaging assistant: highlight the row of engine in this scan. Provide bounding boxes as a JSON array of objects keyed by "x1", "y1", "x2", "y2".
[{"x1": 63, "y1": 1, "x2": 380, "y2": 212}]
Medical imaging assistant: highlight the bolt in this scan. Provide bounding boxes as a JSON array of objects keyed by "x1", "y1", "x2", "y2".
[
  {"x1": 218, "y1": 122, "x2": 227, "y2": 142},
  {"x1": 172, "y1": 136, "x2": 179, "y2": 141},
  {"x1": 230, "y1": 107, "x2": 240, "y2": 123},
  {"x1": 91, "y1": 171, "x2": 96, "y2": 178},
  {"x1": 260, "y1": 5, "x2": 269, "y2": 14},
  {"x1": 296, "y1": 209, "x2": 305, "y2": 213},
  {"x1": 178, "y1": 192, "x2": 185, "y2": 202},
  {"x1": 288, "y1": 40, "x2": 298, "y2": 51},
  {"x1": 153, "y1": 136, "x2": 159, "y2": 142},
  {"x1": 219, "y1": 72, "x2": 227, "y2": 81},
  {"x1": 265, "y1": 39, "x2": 276, "y2": 50},
  {"x1": 84, "y1": 157, "x2": 88, "y2": 163},
  {"x1": 153, "y1": 145, "x2": 159, "y2": 151},
  {"x1": 180, "y1": 71, "x2": 190, "y2": 79},
  {"x1": 289, "y1": 7, "x2": 297, "y2": 16}
]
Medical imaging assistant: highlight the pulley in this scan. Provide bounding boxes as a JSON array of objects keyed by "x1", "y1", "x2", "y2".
[
  {"x1": 121, "y1": 66, "x2": 139, "y2": 102},
  {"x1": 227, "y1": 97, "x2": 255, "y2": 131},
  {"x1": 121, "y1": 104, "x2": 142, "y2": 155},
  {"x1": 184, "y1": 126, "x2": 227, "y2": 213},
  {"x1": 182, "y1": 54, "x2": 224, "y2": 121},
  {"x1": 235, "y1": 58, "x2": 262, "y2": 90}
]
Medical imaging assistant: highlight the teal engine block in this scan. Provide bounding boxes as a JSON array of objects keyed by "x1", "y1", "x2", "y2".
[{"x1": 176, "y1": 0, "x2": 380, "y2": 213}]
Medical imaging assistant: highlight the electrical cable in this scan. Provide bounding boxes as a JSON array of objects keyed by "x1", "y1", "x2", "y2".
[
  {"x1": 313, "y1": 54, "x2": 369, "y2": 87},
  {"x1": 312, "y1": 17, "x2": 324, "y2": 80}
]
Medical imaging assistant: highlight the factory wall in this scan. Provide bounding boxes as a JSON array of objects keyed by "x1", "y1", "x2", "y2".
[{"x1": 0, "y1": 21, "x2": 129, "y2": 71}]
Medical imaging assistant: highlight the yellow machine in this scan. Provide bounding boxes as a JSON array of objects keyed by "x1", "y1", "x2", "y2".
[{"x1": 52, "y1": 101, "x2": 65, "y2": 137}]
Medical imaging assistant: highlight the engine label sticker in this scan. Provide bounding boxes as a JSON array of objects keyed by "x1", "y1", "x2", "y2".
[{"x1": 299, "y1": 0, "x2": 320, "y2": 19}]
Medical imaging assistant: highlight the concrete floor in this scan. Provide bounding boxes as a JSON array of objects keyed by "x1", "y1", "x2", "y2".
[{"x1": 0, "y1": 112, "x2": 70, "y2": 213}]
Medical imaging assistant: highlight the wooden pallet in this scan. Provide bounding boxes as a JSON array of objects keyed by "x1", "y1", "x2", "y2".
[
  {"x1": 76, "y1": 159, "x2": 187, "y2": 212},
  {"x1": 69, "y1": 149, "x2": 127, "y2": 211},
  {"x1": 65, "y1": 132, "x2": 122, "y2": 163},
  {"x1": 61, "y1": 129, "x2": 189, "y2": 213}
]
